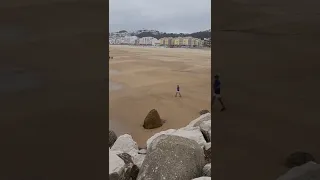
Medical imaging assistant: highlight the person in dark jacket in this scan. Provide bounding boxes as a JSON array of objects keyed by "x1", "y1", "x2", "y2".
[{"x1": 212, "y1": 74, "x2": 226, "y2": 111}]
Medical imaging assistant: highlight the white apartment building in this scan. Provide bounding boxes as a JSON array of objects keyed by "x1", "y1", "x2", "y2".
[
  {"x1": 139, "y1": 37, "x2": 158, "y2": 45},
  {"x1": 123, "y1": 36, "x2": 138, "y2": 45},
  {"x1": 151, "y1": 39, "x2": 160, "y2": 46},
  {"x1": 109, "y1": 38, "x2": 115, "y2": 44},
  {"x1": 115, "y1": 38, "x2": 122, "y2": 44},
  {"x1": 109, "y1": 36, "x2": 139, "y2": 45}
]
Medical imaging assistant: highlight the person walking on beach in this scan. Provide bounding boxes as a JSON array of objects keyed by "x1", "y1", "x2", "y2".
[
  {"x1": 175, "y1": 85, "x2": 182, "y2": 97},
  {"x1": 212, "y1": 74, "x2": 226, "y2": 111}
]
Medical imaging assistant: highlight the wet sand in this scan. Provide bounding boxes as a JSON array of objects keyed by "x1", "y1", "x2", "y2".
[
  {"x1": 109, "y1": 45, "x2": 211, "y2": 146},
  {"x1": 212, "y1": 0, "x2": 320, "y2": 179}
]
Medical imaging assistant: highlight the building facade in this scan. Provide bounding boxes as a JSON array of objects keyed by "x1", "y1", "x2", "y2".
[
  {"x1": 123, "y1": 36, "x2": 138, "y2": 45},
  {"x1": 164, "y1": 37, "x2": 173, "y2": 46},
  {"x1": 109, "y1": 33, "x2": 209, "y2": 48},
  {"x1": 204, "y1": 38, "x2": 211, "y2": 47},
  {"x1": 151, "y1": 39, "x2": 160, "y2": 46},
  {"x1": 182, "y1": 37, "x2": 192, "y2": 46},
  {"x1": 139, "y1": 37, "x2": 158, "y2": 45},
  {"x1": 173, "y1": 37, "x2": 183, "y2": 46},
  {"x1": 159, "y1": 38, "x2": 165, "y2": 45}
]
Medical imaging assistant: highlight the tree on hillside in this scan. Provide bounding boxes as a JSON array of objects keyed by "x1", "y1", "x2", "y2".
[
  {"x1": 118, "y1": 30, "x2": 127, "y2": 33},
  {"x1": 189, "y1": 31, "x2": 211, "y2": 40},
  {"x1": 135, "y1": 30, "x2": 211, "y2": 40}
]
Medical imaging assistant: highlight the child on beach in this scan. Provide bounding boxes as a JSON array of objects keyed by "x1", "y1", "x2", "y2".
[{"x1": 175, "y1": 85, "x2": 182, "y2": 97}]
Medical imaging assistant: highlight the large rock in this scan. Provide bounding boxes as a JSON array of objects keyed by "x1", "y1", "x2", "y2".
[
  {"x1": 137, "y1": 135, "x2": 205, "y2": 180},
  {"x1": 109, "y1": 150, "x2": 125, "y2": 176},
  {"x1": 117, "y1": 152, "x2": 133, "y2": 164},
  {"x1": 109, "y1": 172, "x2": 120, "y2": 180},
  {"x1": 117, "y1": 153, "x2": 140, "y2": 180},
  {"x1": 143, "y1": 109, "x2": 163, "y2": 129},
  {"x1": 199, "y1": 120, "x2": 211, "y2": 142},
  {"x1": 146, "y1": 127, "x2": 207, "y2": 149},
  {"x1": 119, "y1": 163, "x2": 139, "y2": 180},
  {"x1": 111, "y1": 134, "x2": 145, "y2": 169},
  {"x1": 199, "y1": 109, "x2": 210, "y2": 115},
  {"x1": 192, "y1": 177, "x2": 211, "y2": 180},
  {"x1": 146, "y1": 129, "x2": 176, "y2": 149},
  {"x1": 187, "y1": 113, "x2": 211, "y2": 127},
  {"x1": 203, "y1": 163, "x2": 211, "y2": 177},
  {"x1": 174, "y1": 126, "x2": 207, "y2": 147},
  {"x1": 138, "y1": 149, "x2": 147, "y2": 154},
  {"x1": 285, "y1": 151, "x2": 316, "y2": 168},
  {"x1": 277, "y1": 161, "x2": 320, "y2": 180},
  {"x1": 109, "y1": 130, "x2": 117, "y2": 148},
  {"x1": 203, "y1": 143, "x2": 211, "y2": 164},
  {"x1": 133, "y1": 154, "x2": 146, "y2": 169},
  {"x1": 111, "y1": 134, "x2": 139, "y2": 157}
]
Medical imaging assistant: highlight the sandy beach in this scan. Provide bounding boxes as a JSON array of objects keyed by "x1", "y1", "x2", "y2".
[{"x1": 109, "y1": 45, "x2": 211, "y2": 146}]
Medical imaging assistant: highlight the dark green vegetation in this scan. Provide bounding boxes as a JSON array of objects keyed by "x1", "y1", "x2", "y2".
[{"x1": 135, "y1": 30, "x2": 211, "y2": 40}]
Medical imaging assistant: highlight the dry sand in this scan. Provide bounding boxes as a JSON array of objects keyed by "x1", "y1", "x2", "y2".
[{"x1": 109, "y1": 45, "x2": 211, "y2": 146}]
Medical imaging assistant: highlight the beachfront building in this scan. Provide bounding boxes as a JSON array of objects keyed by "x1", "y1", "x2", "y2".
[
  {"x1": 182, "y1": 37, "x2": 192, "y2": 46},
  {"x1": 164, "y1": 37, "x2": 173, "y2": 46},
  {"x1": 173, "y1": 37, "x2": 183, "y2": 47},
  {"x1": 109, "y1": 37, "x2": 123, "y2": 45},
  {"x1": 199, "y1": 39, "x2": 204, "y2": 47},
  {"x1": 159, "y1": 37, "x2": 174, "y2": 46},
  {"x1": 139, "y1": 37, "x2": 158, "y2": 46},
  {"x1": 109, "y1": 38, "x2": 115, "y2": 45},
  {"x1": 122, "y1": 36, "x2": 138, "y2": 45},
  {"x1": 159, "y1": 38, "x2": 165, "y2": 45},
  {"x1": 191, "y1": 38, "x2": 196, "y2": 47},
  {"x1": 117, "y1": 38, "x2": 125, "y2": 44},
  {"x1": 109, "y1": 35, "x2": 139, "y2": 45},
  {"x1": 139, "y1": 37, "x2": 160, "y2": 46},
  {"x1": 204, "y1": 38, "x2": 211, "y2": 47},
  {"x1": 151, "y1": 39, "x2": 160, "y2": 46},
  {"x1": 191, "y1": 38, "x2": 202, "y2": 47}
]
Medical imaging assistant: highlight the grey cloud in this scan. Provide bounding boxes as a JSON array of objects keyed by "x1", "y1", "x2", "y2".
[{"x1": 109, "y1": 0, "x2": 211, "y2": 33}]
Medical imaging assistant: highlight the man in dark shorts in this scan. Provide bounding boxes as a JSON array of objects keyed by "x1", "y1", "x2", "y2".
[
  {"x1": 175, "y1": 85, "x2": 181, "y2": 97},
  {"x1": 212, "y1": 74, "x2": 226, "y2": 111}
]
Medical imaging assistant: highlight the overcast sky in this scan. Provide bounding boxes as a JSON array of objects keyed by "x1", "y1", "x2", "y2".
[{"x1": 109, "y1": 0, "x2": 211, "y2": 33}]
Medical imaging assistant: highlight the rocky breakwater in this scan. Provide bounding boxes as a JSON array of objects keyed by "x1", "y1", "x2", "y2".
[
  {"x1": 109, "y1": 112, "x2": 212, "y2": 180},
  {"x1": 276, "y1": 151, "x2": 319, "y2": 180}
]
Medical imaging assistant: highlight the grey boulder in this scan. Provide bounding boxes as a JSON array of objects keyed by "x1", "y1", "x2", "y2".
[
  {"x1": 111, "y1": 134, "x2": 145, "y2": 168},
  {"x1": 199, "y1": 120, "x2": 211, "y2": 142},
  {"x1": 137, "y1": 135, "x2": 205, "y2": 180},
  {"x1": 111, "y1": 134, "x2": 139, "y2": 157},
  {"x1": 187, "y1": 113, "x2": 211, "y2": 127},
  {"x1": 146, "y1": 127, "x2": 207, "y2": 149},
  {"x1": 203, "y1": 143, "x2": 211, "y2": 164},
  {"x1": 277, "y1": 161, "x2": 320, "y2": 180},
  {"x1": 109, "y1": 130, "x2": 117, "y2": 148},
  {"x1": 109, "y1": 150, "x2": 125, "y2": 178},
  {"x1": 285, "y1": 151, "x2": 316, "y2": 168},
  {"x1": 192, "y1": 177, "x2": 211, "y2": 180},
  {"x1": 116, "y1": 152, "x2": 140, "y2": 180},
  {"x1": 199, "y1": 109, "x2": 210, "y2": 115},
  {"x1": 202, "y1": 163, "x2": 211, "y2": 177},
  {"x1": 118, "y1": 153, "x2": 139, "y2": 180}
]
